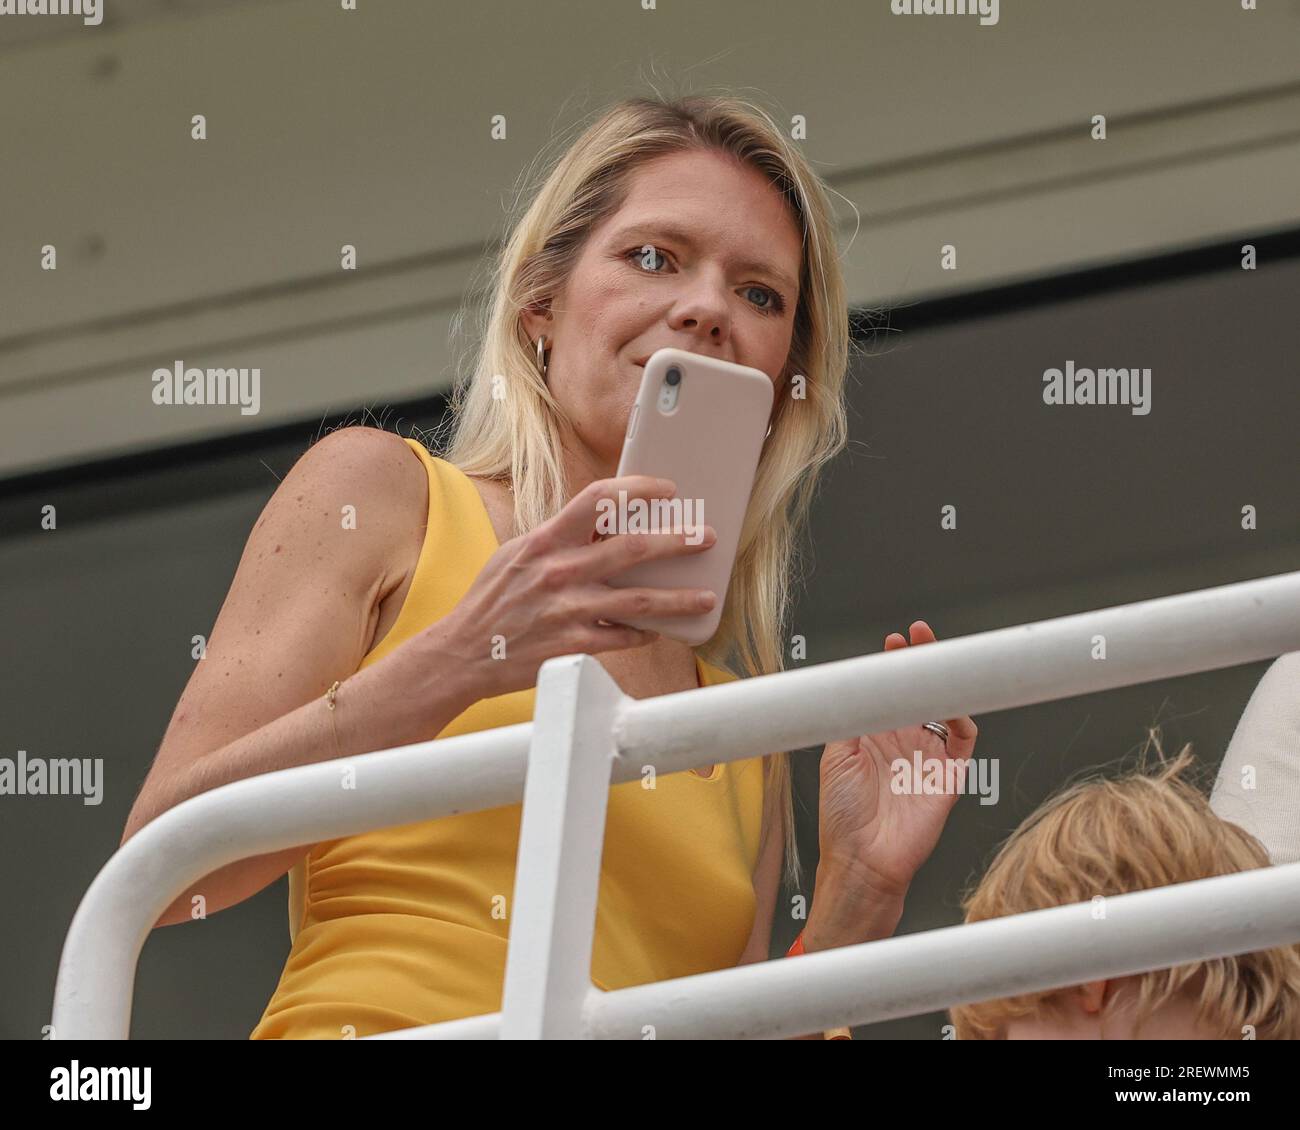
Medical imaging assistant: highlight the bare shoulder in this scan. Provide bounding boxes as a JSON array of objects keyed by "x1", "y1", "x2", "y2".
[
  {"x1": 142, "y1": 426, "x2": 431, "y2": 787},
  {"x1": 295, "y1": 425, "x2": 426, "y2": 503},
  {"x1": 272, "y1": 424, "x2": 430, "y2": 598}
]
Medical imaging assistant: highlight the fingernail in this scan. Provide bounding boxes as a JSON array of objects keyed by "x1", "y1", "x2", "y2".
[{"x1": 698, "y1": 591, "x2": 716, "y2": 609}]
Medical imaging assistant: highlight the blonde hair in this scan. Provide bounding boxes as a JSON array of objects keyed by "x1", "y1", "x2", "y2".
[
  {"x1": 951, "y1": 734, "x2": 1300, "y2": 1039},
  {"x1": 429, "y1": 92, "x2": 854, "y2": 892}
]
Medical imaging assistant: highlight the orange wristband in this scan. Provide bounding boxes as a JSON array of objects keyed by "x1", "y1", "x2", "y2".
[{"x1": 785, "y1": 930, "x2": 852, "y2": 1039}]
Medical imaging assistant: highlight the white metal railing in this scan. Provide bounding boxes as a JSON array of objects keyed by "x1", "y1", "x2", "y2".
[{"x1": 51, "y1": 570, "x2": 1300, "y2": 1039}]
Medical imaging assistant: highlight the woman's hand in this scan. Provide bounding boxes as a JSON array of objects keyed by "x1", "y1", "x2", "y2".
[
  {"x1": 412, "y1": 474, "x2": 718, "y2": 704},
  {"x1": 805, "y1": 620, "x2": 978, "y2": 950}
]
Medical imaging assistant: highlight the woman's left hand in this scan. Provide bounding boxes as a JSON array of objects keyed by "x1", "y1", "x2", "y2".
[{"x1": 808, "y1": 620, "x2": 978, "y2": 946}]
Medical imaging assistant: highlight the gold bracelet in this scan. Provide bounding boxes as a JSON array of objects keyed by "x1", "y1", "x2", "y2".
[{"x1": 325, "y1": 679, "x2": 342, "y2": 757}]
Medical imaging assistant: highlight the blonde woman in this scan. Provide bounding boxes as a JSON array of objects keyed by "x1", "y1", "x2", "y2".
[{"x1": 122, "y1": 94, "x2": 979, "y2": 1039}]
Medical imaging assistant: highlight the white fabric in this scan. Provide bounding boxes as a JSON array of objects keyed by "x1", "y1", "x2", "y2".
[{"x1": 1210, "y1": 652, "x2": 1300, "y2": 865}]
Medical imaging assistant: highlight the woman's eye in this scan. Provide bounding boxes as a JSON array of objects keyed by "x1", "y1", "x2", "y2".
[{"x1": 743, "y1": 285, "x2": 787, "y2": 316}]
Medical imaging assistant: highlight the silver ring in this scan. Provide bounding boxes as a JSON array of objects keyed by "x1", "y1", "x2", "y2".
[{"x1": 921, "y1": 721, "x2": 950, "y2": 745}]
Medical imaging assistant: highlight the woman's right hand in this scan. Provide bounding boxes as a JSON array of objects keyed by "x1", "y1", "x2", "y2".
[{"x1": 411, "y1": 474, "x2": 718, "y2": 703}]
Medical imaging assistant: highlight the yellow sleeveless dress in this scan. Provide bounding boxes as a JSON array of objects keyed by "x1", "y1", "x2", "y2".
[{"x1": 249, "y1": 437, "x2": 766, "y2": 1039}]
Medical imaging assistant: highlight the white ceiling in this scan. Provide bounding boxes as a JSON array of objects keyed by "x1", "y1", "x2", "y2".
[{"x1": 2, "y1": 0, "x2": 1298, "y2": 475}]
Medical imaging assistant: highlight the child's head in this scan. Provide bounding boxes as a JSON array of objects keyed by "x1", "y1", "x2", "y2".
[{"x1": 950, "y1": 737, "x2": 1300, "y2": 1039}]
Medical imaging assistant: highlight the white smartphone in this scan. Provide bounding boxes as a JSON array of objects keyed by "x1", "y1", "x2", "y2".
[{"x1": 606, "y1": 347, "x2": 774, "y2": 645}]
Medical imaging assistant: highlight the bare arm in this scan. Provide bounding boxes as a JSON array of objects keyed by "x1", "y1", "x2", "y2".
[
  {"x1": 123, "y1": 427, "x2": 472, "y2": 927},
  {"x1": 738, "y1": 771, "x2": 884, "y2": 1039},
  {"x1": 125, "y1": 428, "x2": 720, "y2": 929}
]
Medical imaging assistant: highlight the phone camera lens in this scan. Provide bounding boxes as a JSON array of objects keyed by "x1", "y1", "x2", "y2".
[{"x1": 666, "y1": 368, "x2": 681, "y2": 386}]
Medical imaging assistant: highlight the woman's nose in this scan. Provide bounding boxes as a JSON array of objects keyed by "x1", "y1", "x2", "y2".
[{"x1": 668, "y1": 274, "x2": 731, "y2": 338}]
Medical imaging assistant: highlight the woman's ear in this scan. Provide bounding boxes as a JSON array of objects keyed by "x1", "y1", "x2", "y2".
[{"x1": 520, "y1": 300, "x2": 553, "y2": 348}]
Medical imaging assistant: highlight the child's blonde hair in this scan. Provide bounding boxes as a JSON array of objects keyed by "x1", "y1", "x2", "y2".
[{"x1": 950, "y1": 734, "x2": 1300, "y2": 1039}]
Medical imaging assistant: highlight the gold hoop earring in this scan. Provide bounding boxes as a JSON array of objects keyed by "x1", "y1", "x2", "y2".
[{"x1": 535, "y1": 335, "x2": 548, "y2": 377}]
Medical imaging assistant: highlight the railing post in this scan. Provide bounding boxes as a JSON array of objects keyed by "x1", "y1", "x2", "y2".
[{"x1": 498, "y1": 654, "x2": 627, "y2": 1039}]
